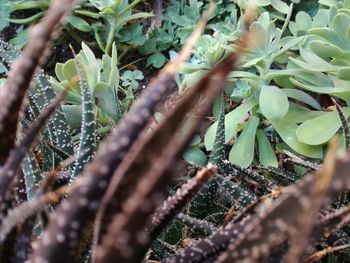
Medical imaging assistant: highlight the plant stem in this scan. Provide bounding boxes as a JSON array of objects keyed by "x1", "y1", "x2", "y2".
[
  {"x1": 119, "y1": 0, "x2": 142, "y2": 17},
  {"x1": 105, "y1": 22, "x2": 116, "y2": 54}
]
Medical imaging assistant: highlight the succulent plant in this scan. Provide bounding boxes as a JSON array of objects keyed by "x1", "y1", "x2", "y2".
[
  {"x1": 50, "y1": 42, "x2": 122, "y2": 130},
  {"x1": 174, "y1": 2, "x2": 350, "y2": 171},
  {"x1": 198, "y1": 8, "x2": 322, "y2": 168},
  {"x1": 7, "y1": 0, "x2": 151, "y2": 54},
  {"x1": 1, "y1": 1, "x2": 350, "y2": 263}
]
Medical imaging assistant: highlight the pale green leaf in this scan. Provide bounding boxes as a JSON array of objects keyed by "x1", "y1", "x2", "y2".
[
  {"x1": 282, "y1": 88, "x2": 321, "y2": 110},
  {"x1": 183, "y1": 147, "x2": 207, "y2": 166},
  {"x1": 204, "y1": 99, "x2": 257, "y2": 151},
  {"x1": 260, "y1": 85, "x2": 289, "y2": 122},
  {"x1": 256, "y1": 129, "x2": 278, "y2": 167},
  {"x1": 272, "y1": 118, "x2": 323, "y2": 158},
  {"x1": 229, "y1": 116, "x2": 259, "y2": 168},
  {"x1": 296, "y1": 108, "x2": 350, "y2": 145}
]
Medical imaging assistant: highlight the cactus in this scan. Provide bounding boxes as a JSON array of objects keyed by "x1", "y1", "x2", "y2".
[
  {"x1": 70, "y1": 46, "x2": 96, "y2": 177},
  {"x1": 2, "y1": 2, "x2": 350, "y2": 263},
  {"x1": 0, "y1": 0, "x2": 76, "y2": 164},
  {"x1": 336, "y1": 101, "x2": 350, "y2": 149},
  {"x1": 147, "y1": 165, "x2": 216, "y2": 240},
  {"x1": 0, "y1": 87, "x2": 69, "y2": 201}
]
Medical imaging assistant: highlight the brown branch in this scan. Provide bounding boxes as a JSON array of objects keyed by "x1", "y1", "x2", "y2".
[
  {"x1": 307, "y1": 244, "x2": 350, "y2": 263},
  {"x1": 0, "y1": 186, "x2": 67, "y2": 243},
  {"x1": 284, "y1": 139, "x2": 337, "y2": 263},
  {"x1": 147, "y1": 165, "x2": 216, "y2": 239},
  {"x1": 94, "y1": 40, "x2": 244, "y2": 263},
  {"x1": 29, "y1": 5, "x2": 212, "y2": 262},
  {"x1": 0, "y1": 85, "x2": 71, "y2": 202},
  {"x1": 0, "y1": 0, "x2": 76, "y2": 164},
  {"x1": 216, "y1": 143, "x2": 350, "y2": 263}
]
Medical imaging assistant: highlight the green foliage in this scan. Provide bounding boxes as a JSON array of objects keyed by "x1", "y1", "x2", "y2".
[
  {"x1": 229, "y1": 116, "x2": 259, "y2": 167},
  {"x1": 183, "y1": 135, "x2": 207, "y2": 166},
  {"x1": 7, "y1": 0, "x2": 151, "y2": 53},
  {"x1": 51, "y1": 42, "x2": 122, "y2": 129},
  {"x1": 7, "y1": 0, "x2": 346, "y2": 169},
  {"x1": 282, "y1": 2, "x2": 350, "y2": 151},
  {"x1": 195, "y1": 3, "x2": 350, "y2": 167},
  {"x1": 87, "y1": 0, "x2": 152, "y2": 54},
  {"x1": 119, "y1": 69, "x2": 144, "y2": 108},
  {"x1": 71, "y1": 48, "x2": 96, "y2": 177},
  {"x1": 3, "y1": 1, "x2": 350, "y2": 263},
  {"x1": 0, "y1": 0, "x2": 14, "y2": 31},
  {"x1": 136, "y1": 0, "x2": 239, "y2": 69}
]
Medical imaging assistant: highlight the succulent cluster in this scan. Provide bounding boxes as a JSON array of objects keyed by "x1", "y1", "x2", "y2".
[
  {"x1": 2, "y1": 1, "x2": 350, "y2": 263},
  {"x1": 6, "y1": 0, "x2": 151, "y2": 52}
]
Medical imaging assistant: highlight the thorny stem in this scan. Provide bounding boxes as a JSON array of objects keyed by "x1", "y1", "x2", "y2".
[{"x1": 308, "y1": 244, "x2": 350, "y2": 262}]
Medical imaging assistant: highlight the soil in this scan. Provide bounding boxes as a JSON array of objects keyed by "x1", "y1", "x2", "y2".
[{"x1": 0, "y1": 23, "x2": 17, "y2": 42}]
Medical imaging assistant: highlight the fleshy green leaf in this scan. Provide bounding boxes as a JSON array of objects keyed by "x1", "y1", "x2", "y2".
[
  {"x1": 331, "y1": 13, "x2": 350, "y2": 36},
  {"x1": 259, "y1": 85, "x2": 289, "y2": 122},
  {"x1": 256, "y1": 129, "x2": 278, "y2": 167},
  {"x1": 55, "y1": 63, "x2": 65, "y2": 82},
  {"x1": 183, "y1": 147, "x2": 207, "y2": 166},
  {"x1": 308, "y1": 28, "x2": 349, "y2": 51},
  {"x1": 229, "y1": 116, "x2": 259, "y2": 168},
  {"x1": 337, "y1": 67, "x2": 350, "y2": 81},
  {"x1": 68, "y1": 15, "x2": 91, "y2": 32},
  {"x1": 290, "y1": 78, "x2": 350, "y2": 101},
  {"x1": 296, "y1": 108, "x2": 350, "y2": 145},
  {"x1": 282, "y1": 88, "x2": 321, "y2": 110},
  {"x1": 108, "y1": 42, "x2": 119, "y2": 88},
  {"x1": 80, "y1": 42, "x2": 100, "y2": 91},
  {"x1": 290, "y1": 49, "x2": 339, "y2": 72},
  {"x1": 94, "y1": 82, "x2": 122, "y2": 122},
  {"x1": 204, "y1": 99, "x2": 257, "y2": 151},
  {"x1": 270, "y1": 0, "x2": 289, "y2": 14},
  {"x1": 9, "y1": 26, "x2": 28, "y2": 49},
  {"x1": 284, "y1": 102, "x2": 325, "y2": 123},
  {"x1": 8, "y1": 0, "x2": 49, "y2": 10},
  {"x1": 8, "y1": 11, "x2": 44, "y2": 24},
  {"x1": 272, "y1": 118, "x2": 323, "y2": 158},
  {"x1": 62, "y1": 105, "x2": 82, "y2": 130}
]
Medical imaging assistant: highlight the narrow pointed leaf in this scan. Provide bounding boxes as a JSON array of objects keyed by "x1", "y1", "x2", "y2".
[{"x1": 71, "y1": 51, "x2": 96, "y2": 177}]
